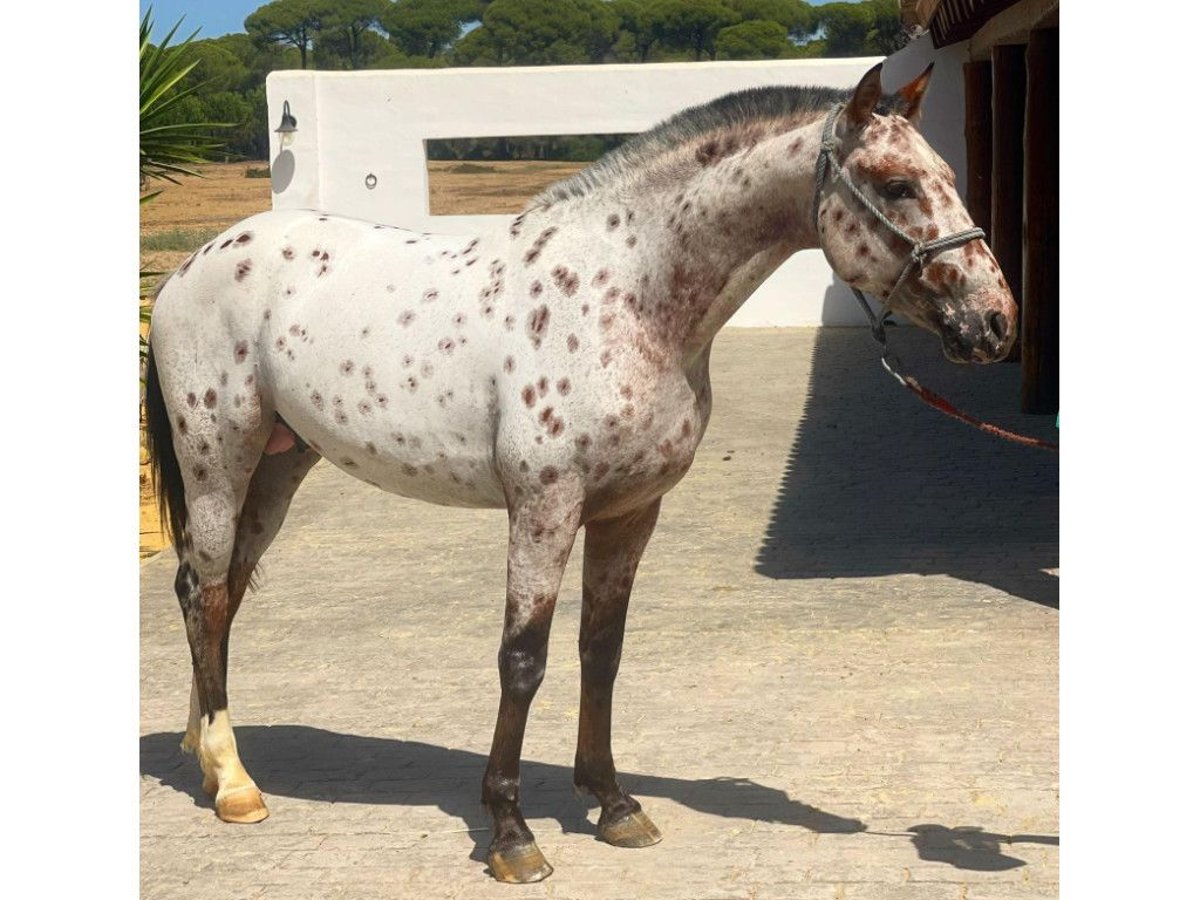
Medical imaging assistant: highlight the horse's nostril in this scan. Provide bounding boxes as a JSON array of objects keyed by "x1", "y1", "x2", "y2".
[{"x1": 987, "y1": 311, "x2": 1008, "y2": 341}]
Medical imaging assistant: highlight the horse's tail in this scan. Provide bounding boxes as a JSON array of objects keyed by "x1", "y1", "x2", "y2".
[{"x1": 144, "y1": 341, "x2": 187, "y2": 554}]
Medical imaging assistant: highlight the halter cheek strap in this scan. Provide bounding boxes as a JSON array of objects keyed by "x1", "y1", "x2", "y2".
[{"x1": 812, "y1": 104, "x2": 986, "y2": 337}]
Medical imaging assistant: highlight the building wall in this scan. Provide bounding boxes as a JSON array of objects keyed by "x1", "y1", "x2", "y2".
[{"x1": 265, "y1": 58, "x2": 917, "y2": 327}]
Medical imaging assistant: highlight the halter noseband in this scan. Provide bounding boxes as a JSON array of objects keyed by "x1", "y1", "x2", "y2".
[{"x1": 812, "y1": 104, "x2": 986, "y2": 341}]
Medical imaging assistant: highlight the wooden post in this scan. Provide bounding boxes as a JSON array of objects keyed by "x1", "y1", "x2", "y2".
[
  {"x1": 991, "y1": 43, "x2": 1026, "y2": 361},
  {"x1": 963, "y1": 60, "x2": 993, "y2": 236},
  {"x1": 1021, "y1": 27, "x2": 1059, "y2": 414}
]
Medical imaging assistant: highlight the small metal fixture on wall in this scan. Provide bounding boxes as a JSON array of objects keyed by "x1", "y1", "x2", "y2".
[{"x1": 275, "y1": 101, "x2": 298, "y2": 147}]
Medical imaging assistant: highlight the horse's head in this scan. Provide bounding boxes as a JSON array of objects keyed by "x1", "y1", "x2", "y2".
[{"x1": 815, "y1": 64, "x2": 1017, "y2": 363}]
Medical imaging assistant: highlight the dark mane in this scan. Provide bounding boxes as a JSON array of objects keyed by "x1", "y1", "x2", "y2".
[{"x1": 534, "y1": 83, "x2": 906, "y2": 206}]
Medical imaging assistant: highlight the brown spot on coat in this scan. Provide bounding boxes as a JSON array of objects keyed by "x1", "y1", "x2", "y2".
[
  {"x1": 523, "y1": 227, "x2": 558, "y2": 265},
  {"x1": 203, "y1": 389, "x2": 217, "y2": 409},
  {"x1": 551, "y1": 266, "x2": 579, "y2": 297},
  {"x1": 539, "y1": 466, "x2": 559, "y2": 485},
  {"x1": 527, "y1": 305, "x2": 550, "y2": 348},
  {"x1": 235, "y1": 259, "x2": 252, "y2": 281}
]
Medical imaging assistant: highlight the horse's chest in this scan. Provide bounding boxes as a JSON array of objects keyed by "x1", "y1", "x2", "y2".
[{"x1": 571, "y1": 371, "x2": 711, "y2": 517}]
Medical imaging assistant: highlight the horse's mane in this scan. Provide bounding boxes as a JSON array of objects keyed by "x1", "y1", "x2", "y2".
[{"x1": 533, "y1": 84, "x2": 906, "y2": 207}]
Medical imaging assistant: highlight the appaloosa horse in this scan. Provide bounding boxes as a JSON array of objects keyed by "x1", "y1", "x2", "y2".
[{"x1": 145, "y1": 63, "x2": 1016, "y2": 883}]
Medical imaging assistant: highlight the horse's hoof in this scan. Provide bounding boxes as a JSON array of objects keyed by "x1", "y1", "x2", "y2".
[
  {"x1": 202, "y1": 772, "x2": 218, "y2": 797},
  {"x1": 599, "y1": 809, "x2": 662, "y2": 848},
  {"x1": 180, "y1": 731, "x2": 200, "y2": 756},
  {"x1": 215, "y1": 784, "x2": 269, "y2": 824},
  {"x1": 487, "y1": 843, "x2": 553, "y2": 883}
]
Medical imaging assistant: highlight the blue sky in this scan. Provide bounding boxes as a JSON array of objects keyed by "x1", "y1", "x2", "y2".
[{"x1": 142, "y1": 0, "x2": 848, "y2": 41}]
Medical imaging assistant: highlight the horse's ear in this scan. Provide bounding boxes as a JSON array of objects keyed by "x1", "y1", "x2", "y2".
[
  {"x1": 897, "y1": 63, "x2": 935, "y2": 123},
  {"x1": 844, "y1": 62, "x2": 884, "y2": 129}
]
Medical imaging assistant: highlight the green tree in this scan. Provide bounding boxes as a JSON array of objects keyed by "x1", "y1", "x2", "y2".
[
  {"x1": 179, "y1": 39, "x2": 252, "y2": 94},
  {"x1": 315, "y1": 0, "x2": 389, "y2": 69},
  {"x1": 727, "y1": 0, "x2": 813, "y2": 33},
  {"x1": 381, "y1": 0, "x2": 479, "y2": 58},
  {"x1": 214, "y1": 32, "x2": 301, "y2": 86},
  {"x1": 245, "y1": 0, "x2": 323, "y2": 69},
  {"x1": 862, "y1": 0, "x2": 907, "y2": 54},
  {"x1": 715, "y1": 19, "x2": 795, "y2": 60},
  {"x1": 815, "y1": 0, "x2": 906, "y2": 56},
  {"x1": 648, "y1": 0, "x2": 740, "y2": 62},
  {"x1": 610, "y1": 0, "x2": 660, "y2": 62},
  {"x1": 454, "y1": 0, "x2": 619, "y2": 66}
]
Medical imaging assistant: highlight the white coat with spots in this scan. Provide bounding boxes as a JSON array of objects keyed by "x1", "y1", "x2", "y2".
[{"x1": 145, "y1": 64, "x2": 1016, "y2": 880}]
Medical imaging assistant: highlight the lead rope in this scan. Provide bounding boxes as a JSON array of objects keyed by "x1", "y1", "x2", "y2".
[{"x1": 815, "y1": 106, "x2": 1058, "y2": 453}]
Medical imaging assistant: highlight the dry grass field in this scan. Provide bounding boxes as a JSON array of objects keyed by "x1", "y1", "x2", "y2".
[{"x1": 139, "y1": 159, "x2": 588, "y2": 557}]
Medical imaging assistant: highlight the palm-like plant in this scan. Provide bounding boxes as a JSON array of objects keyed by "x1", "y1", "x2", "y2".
[
  {"x1": 140, "y1": 8, "x2": 231, "y2": 366},
  {"x1": 140, "y1": 9, "x2": 228, "y2": 199}
]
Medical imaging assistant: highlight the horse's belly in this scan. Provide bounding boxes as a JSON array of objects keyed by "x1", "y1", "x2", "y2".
[{"x1": 305, "y1": 425, "x2": 507, "y2": 509}]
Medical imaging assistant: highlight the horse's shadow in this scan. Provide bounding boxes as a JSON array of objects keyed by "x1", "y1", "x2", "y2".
[{"x1": 141, "y1": 724, "x2": 1056, "y2": 872}]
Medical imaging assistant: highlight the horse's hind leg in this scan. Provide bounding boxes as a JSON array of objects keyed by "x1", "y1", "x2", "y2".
[
  {"x1": 574, "y1": 499, "x2": 663, "y2": 848},
  {"x1": 179, "y1": 443, "x2": 320, "y2": 817}
]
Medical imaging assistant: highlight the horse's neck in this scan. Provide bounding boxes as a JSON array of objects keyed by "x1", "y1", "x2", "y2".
[{"x1": 614, "y1": 119, "x2": 825, "y2": 361}]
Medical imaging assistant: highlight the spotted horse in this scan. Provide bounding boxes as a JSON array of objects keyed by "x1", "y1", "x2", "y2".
[{"x1": 145, "y1": 63, "x2": 1016, "y2": 883}]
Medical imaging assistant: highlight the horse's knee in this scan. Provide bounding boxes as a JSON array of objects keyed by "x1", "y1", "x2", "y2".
[{"x1": 498, "y1": 643, "x2": 547, "y2": 699}]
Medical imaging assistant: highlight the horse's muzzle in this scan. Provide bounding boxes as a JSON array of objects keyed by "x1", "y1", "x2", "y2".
[{"x1": 940, "y1": 306, "x2": 1015, "y2": 364}]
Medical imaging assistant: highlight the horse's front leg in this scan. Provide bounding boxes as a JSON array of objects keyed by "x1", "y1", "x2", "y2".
[
  {"x1": 574, "y1": 498, "x2": 663, "y2": 848},
  {"x1": 482, "y1": 482, "x2": 583, "y2": 883}
]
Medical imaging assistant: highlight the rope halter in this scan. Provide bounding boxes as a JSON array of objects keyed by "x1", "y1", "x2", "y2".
[
  {"x1": 810, "y1": 105, "x2": 1056, "y2": 452},
  {"x1": 812, "y1": 104, "x2": 986, "y2": 342}
]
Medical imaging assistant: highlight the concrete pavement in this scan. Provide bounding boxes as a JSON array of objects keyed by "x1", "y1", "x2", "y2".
[{"x1": 140, "y1": 327, "x2": 1059, "y2": 899}]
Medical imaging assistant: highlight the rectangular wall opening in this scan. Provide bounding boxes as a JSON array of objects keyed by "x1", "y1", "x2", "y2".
[{"x1": 425, "y1": 133, "x2": 634, "y2": 215}]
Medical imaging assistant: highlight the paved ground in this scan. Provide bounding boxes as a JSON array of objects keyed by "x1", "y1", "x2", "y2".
[{"x1": 140, "y1": 327, "x2": 1059, "y2": 900}]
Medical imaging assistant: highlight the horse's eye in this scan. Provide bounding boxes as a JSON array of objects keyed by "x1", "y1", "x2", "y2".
[{"x1": 882, "y1": 180, "x2": 916, "y2": 200}]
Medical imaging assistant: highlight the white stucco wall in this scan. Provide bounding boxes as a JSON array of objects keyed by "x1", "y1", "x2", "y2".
[{"x1": 264, "y1": 57, "x2": 952, "y2": 327}]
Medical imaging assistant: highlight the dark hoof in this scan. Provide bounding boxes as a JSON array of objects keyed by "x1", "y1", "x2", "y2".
[
  {"x1": 599, "y1": 809, "x2": 662, "y2": 848},
  {"x1": 488, "y1": 843, "x2": 553, "y2": 883}
]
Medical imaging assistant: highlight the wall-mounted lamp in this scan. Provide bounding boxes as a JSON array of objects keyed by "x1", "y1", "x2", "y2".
[{"x1": 275, "y1": 101, "x2": 298, "y2": 148}]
